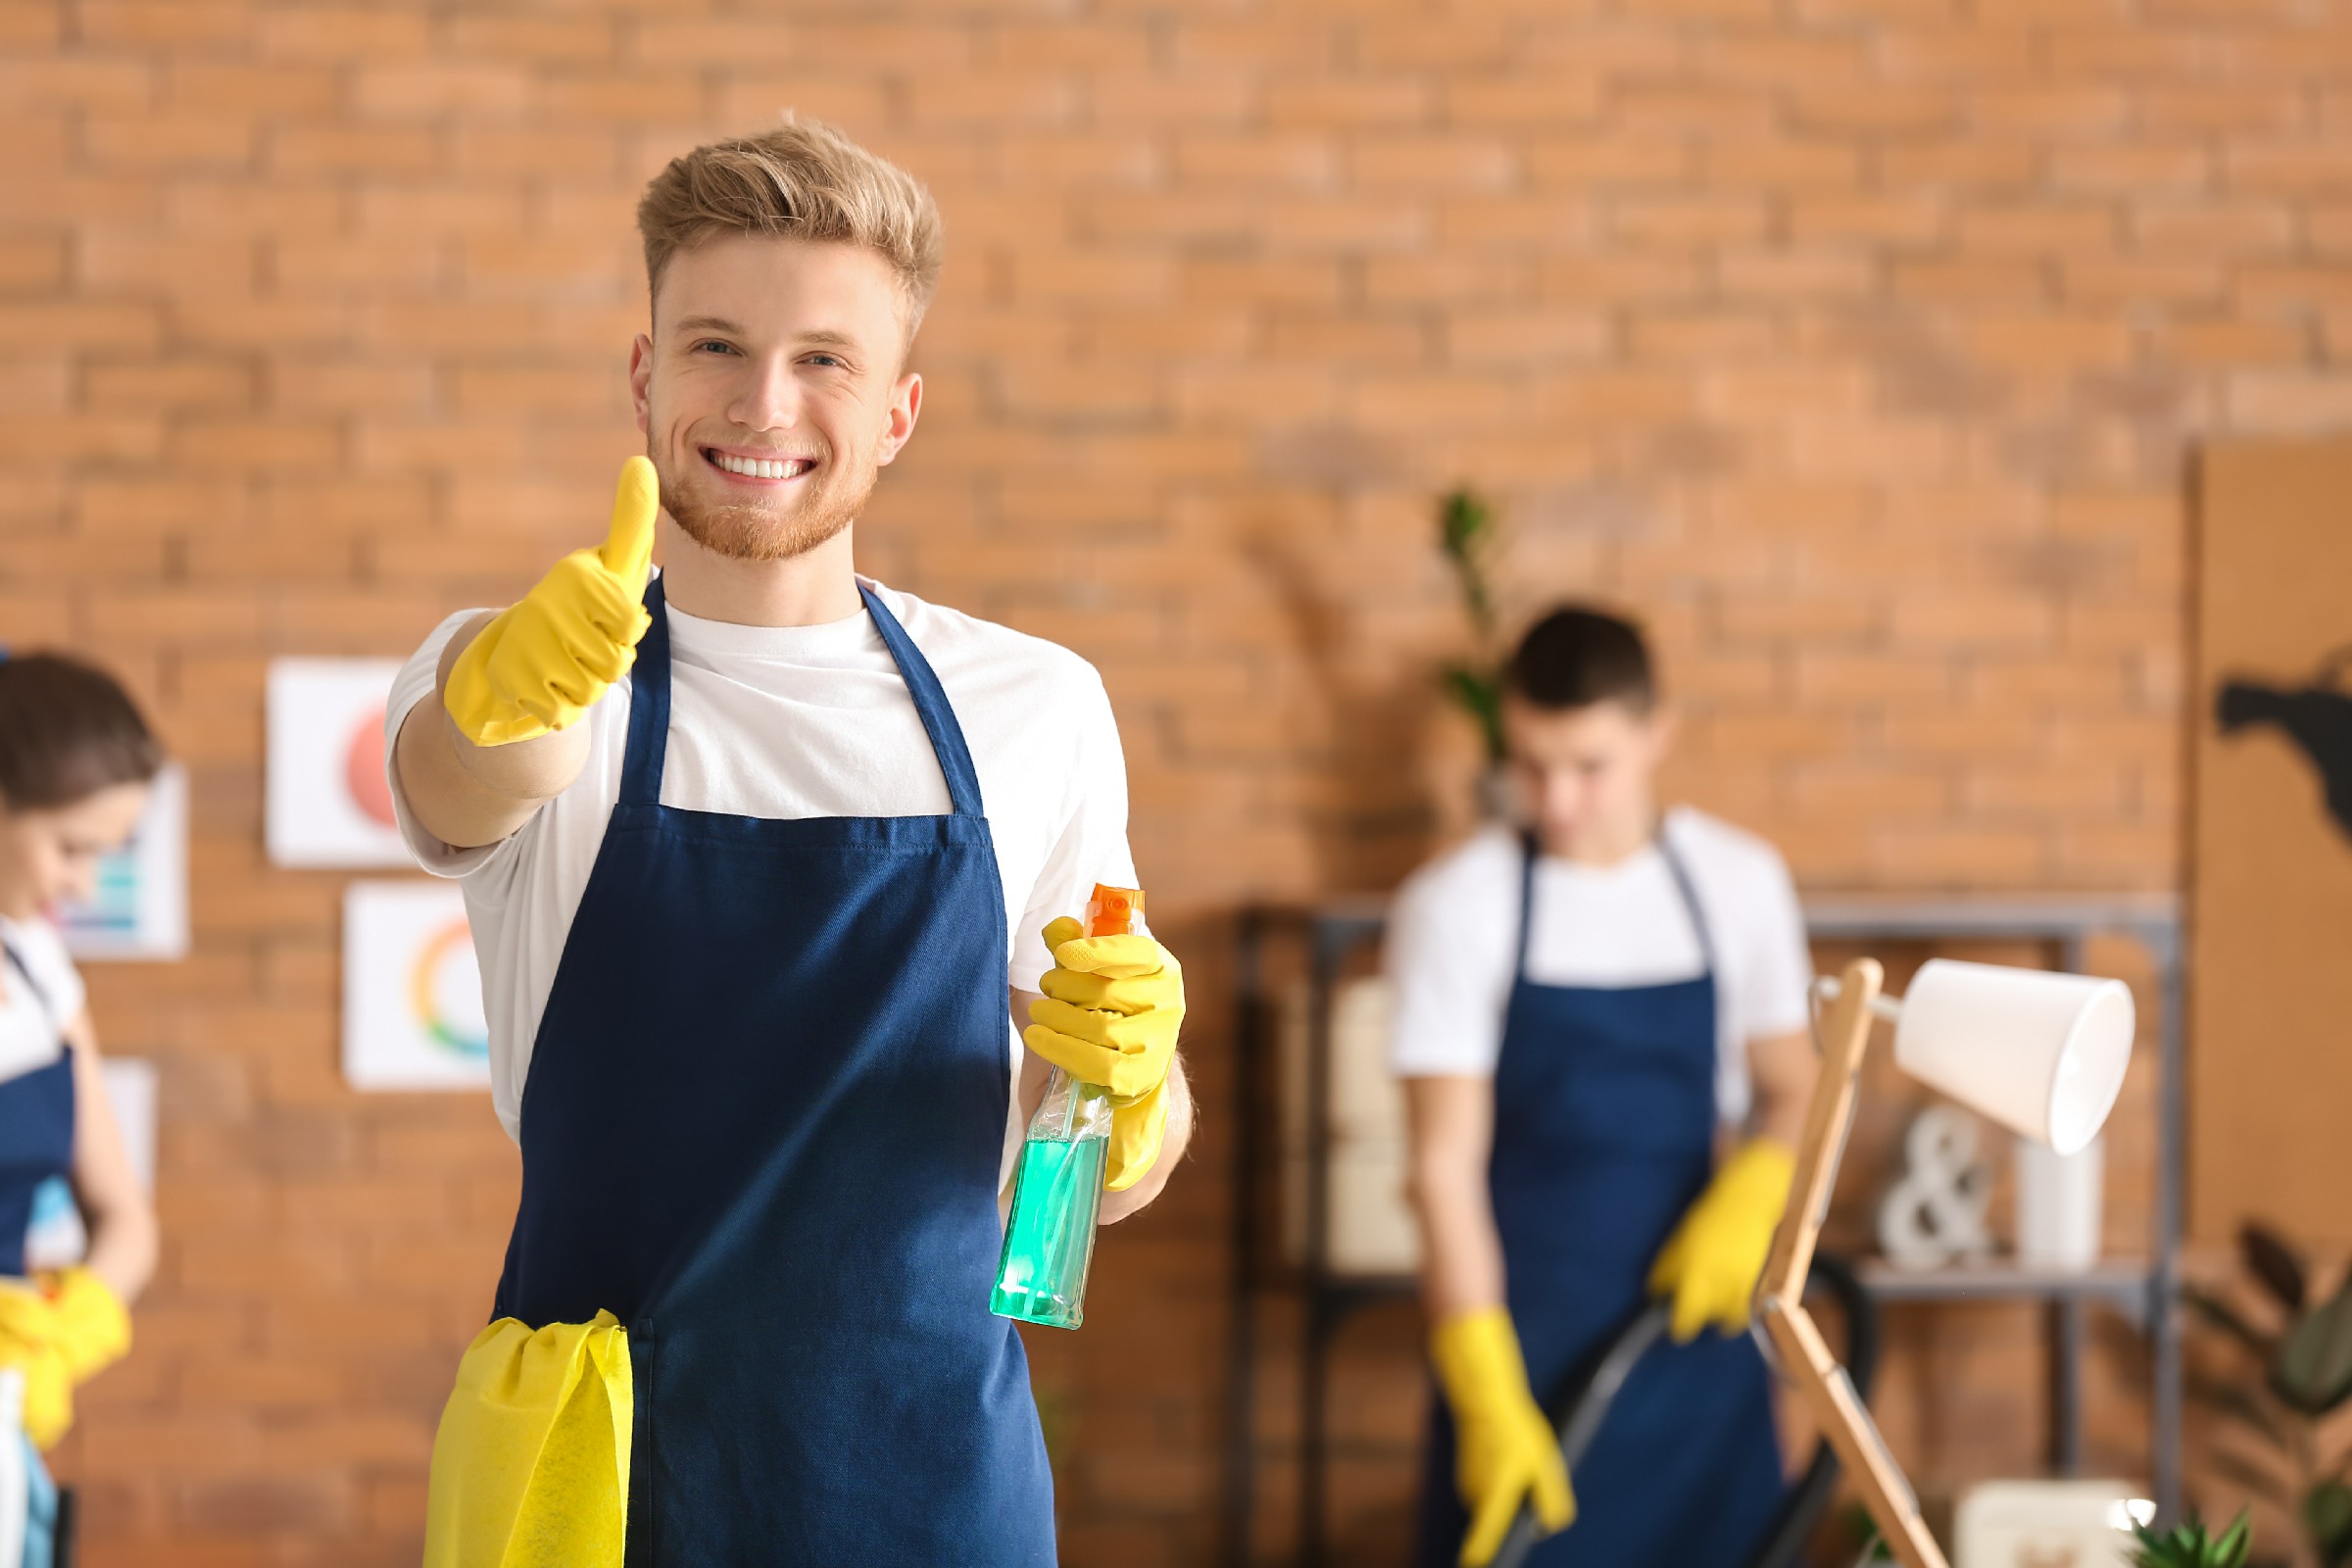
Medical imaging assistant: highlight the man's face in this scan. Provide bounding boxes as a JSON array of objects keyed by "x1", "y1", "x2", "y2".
[
  {"x1": 1501, "y1": 697, "x2": 1671, "y2": 858},
  {"x1": 631, "y1": 234, "x2": 921, "y2": 563}
]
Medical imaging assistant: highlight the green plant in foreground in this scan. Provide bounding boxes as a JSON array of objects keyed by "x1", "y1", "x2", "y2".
[
  {"x1": 1435, "y1": 487, "x2": 1505, "y2": 766},
  {"x1": 2186, "y1": 1223, "x2": 2352, "y2": 1567},
  {"x1": 2130, "y1": 1508, "x2": 2252, "y2": 1568}
]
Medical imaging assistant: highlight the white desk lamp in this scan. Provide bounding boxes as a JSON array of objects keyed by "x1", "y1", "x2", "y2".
[{"x1": 1758, "y1": 958, "x2": 2136, "y2": 1568}]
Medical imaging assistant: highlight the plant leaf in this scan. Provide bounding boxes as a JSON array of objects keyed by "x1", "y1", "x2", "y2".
[
  {"x1": 2187, "y1": 1371, "x2": 2290, "y2": 1449},
  {"x1": 1436, "y1": 489, "x2": 1498, "y2": 641},
  {"x1": 1439, "y1": 664, "x2": 1507, "y2": 766},
  {"x1": 2206, "y1": 1445, "x2": 2296, "y2": 1507},
  {"x1": 1440, "y1": 488, "x2": 1491, "y2": 560},
  {"x1": 2215, "y1": 1507, "x2": 2253, "y2": 1568},
  {"x1": 2310, "y1": 1485, "x2": 2352, "y2": 1564},
  {"x1": 2241, "y1": 1223, "x2": 2310, "y2": 1314},
  {"x1": 2274, "y1": 1284, "x2": 2352, "y2": 1415},
  {"x1": 2188, "y1": 1286, "x2": 2282, "y2": 1360}
]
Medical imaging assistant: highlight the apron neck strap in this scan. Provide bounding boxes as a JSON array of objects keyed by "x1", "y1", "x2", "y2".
[
  {"x1": 858, "y1": 583, "x2": 986, "y2": 819},
  {"x1": 1513, "y1": 820, "x2": 1719, "y2": 983},
  {"x1": 616, "y1": 576, "x2": 988, "y2": 820},
  {"x1": 0, "y1": 934, "x2": 60, "y2": 1033},
  {"x1": 618, "y1": 576, "x2": 675, "y2": 808}
]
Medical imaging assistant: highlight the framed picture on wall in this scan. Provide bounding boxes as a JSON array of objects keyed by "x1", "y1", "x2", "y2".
[
  {"x1": 268, "y1": 658, "x2": 409, "y2": 868},
  {"x1": 342, "y1": 880, "x2": 490, "y2": 1092}
]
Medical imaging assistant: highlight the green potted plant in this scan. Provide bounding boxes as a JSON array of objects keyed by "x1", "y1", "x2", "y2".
[
  {"x1": 2130, "y1": 1509, "x2": 2252, "y2": 1568},
  {"x1": 2186, "y1": 1222, "x2": 2352, "y2": 1566},
  {"x1": 1434, "y1": 487, "x2": 1508, "y2": 814}
]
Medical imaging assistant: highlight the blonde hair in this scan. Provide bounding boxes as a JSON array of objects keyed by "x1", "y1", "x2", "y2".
[{"x1": 636, "y1": 117, "x2": 944, "y2": 334}]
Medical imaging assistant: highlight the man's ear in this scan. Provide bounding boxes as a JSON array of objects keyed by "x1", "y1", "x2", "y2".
[
  {"x1": 1645, "y1": 703, "x2": 1679, "y2": 765},
  {"x1": 877, "y1": 370, "x2": 922, "y2": 466},
  {"x1": 629, "y1": 332, "x2": 654, "y2": 434}
]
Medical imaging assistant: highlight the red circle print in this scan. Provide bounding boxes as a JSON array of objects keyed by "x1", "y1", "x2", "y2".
[{"x1": 345, "y1": 705, "x2": 397, "y2": 828}]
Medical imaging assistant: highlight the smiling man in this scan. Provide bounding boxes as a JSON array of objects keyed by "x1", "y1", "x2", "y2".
[{"x1": 390, "y1": 120, "x2": 1191, "y2": 1567}]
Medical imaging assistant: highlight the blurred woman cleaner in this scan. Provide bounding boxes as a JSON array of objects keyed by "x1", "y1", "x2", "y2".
[{"x1": 0, "y1": 653, "x2": 161, "y2": 1453}]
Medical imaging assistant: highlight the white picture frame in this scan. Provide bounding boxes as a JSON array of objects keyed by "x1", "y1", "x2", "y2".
[
  {"x1": 267, "y1": 659, "x2": 410, "y2": 868},
  {"x1": 342, "y1": 881, "x2": 491, "y2": 1092}
]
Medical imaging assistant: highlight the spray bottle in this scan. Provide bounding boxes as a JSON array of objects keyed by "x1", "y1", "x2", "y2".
[{"x1": 990, "y1": 883, "x2": 1144, "y2": 1330}]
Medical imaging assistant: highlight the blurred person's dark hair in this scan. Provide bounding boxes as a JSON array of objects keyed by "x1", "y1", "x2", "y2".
[
  {"x1": 0, "y1": 654, "x2": 164, "y2": 810},
  {"x1": 1506, "y1": 606, "x2": 1657, "y2": 714}
]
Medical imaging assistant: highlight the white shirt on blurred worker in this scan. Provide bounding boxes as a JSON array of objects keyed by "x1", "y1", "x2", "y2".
[
  {"x1": 1384, "y1": 807, "x2": 1813, "y2": 1121},
  {"x1": 0, "y1": 915, "x2": 81, "y2": 1081}
]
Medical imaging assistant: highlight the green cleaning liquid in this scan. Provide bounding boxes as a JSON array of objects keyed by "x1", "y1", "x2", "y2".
[
  {"x1": 992, "y1": 883, "x2": 1147, "y2": 1331},
  {"x1": 989, "y1": 1132, "x2": 1109, "y2": 1329}
]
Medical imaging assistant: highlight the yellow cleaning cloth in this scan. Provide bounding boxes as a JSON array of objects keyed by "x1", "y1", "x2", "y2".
[
  {"x1": 0, "y1": 1267, "x2": 132, "y2": 1450},
  {"x1": 423, "y1": 1311, "x2": 632, "y2": 1568}
]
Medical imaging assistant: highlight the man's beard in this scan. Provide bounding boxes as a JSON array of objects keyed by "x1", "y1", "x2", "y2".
[{"x1": 658, "y1": 453, "x2": 879, "y2": 563}]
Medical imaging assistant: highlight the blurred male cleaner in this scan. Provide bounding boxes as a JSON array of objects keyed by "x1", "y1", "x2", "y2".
[
  {"x1": 1389, "y1": 607, "x2": 1819, "y2": 1567},
  {"x1": 387, "y1": 120, "x2": 1190, "y2": 1566}
]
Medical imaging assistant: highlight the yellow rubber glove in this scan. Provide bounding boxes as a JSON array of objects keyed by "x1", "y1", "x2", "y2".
[
  {"x1": 423, "y1": 1311, "x2": 632, "y2": 1568},
  {"x1": 1647, "y1": 1139, "x2": 1796, "y2": 1344},
  {"x1": 1433, "y1": 1306, "x2": 1575, "y2": 1567},
  {"x1": 444, "y1": 458, "x2": 660, "y2": 747},
  {"x1": 1024, "y1": 916, "x2": 1184, "y2": 1191},
  {"x1": 0, "y1": 1266, "x2": 131, "y2": 1450}
]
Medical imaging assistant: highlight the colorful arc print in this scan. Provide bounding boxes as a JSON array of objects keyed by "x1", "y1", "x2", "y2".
[{"x1": 408, "y1": 919, "x2": 488, "y2": 1059}]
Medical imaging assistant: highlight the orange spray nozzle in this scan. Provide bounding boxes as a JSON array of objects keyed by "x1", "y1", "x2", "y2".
[{"x1": 1085, "y1": 884, "x2": 1144, "y2": 938}]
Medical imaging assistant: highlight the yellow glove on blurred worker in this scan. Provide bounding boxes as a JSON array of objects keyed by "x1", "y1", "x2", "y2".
[
  {"x1": 1432, "y1": 1305, "x2": 1574, "y2": 1567},
  {"x1": 1647, "y1": 1139, "x2": 1796, "y2": 1344},
  {"x1": 1025, "y1": 916, "x2": 1184, "y2": 1191},
  {"x1": 444, "y1": 458, "x2": 660, "y2": 748},
  {"x1": 0, "y1": 1266, "x2": 131, "y2": 1450}
]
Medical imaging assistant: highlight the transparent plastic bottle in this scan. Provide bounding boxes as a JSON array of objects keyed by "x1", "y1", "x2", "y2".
[{"x1": 990, "y1": 884, "x2": 1144, "y2": 1330}]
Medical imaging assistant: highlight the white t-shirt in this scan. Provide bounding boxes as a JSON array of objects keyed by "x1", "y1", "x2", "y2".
[
  {"x1": 384, "y1": 577, "x2": 1137, "y2": 1169},
  {"x1": 1384, "y1": 808, "x2": 1814, "y2": 1126},
  {"x1": 0, "y1": 915, "x2": 82, "y2": 1084}
]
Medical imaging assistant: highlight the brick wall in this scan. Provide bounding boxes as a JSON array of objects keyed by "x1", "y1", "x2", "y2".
[{"x1": 7, "y1": 1, "x2": 2348, "y2": 1563}]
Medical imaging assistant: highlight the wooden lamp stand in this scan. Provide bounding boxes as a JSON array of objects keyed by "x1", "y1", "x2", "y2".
[{"x1": 1755, "y1": 958, "x2": 1951, "y2": 1568}]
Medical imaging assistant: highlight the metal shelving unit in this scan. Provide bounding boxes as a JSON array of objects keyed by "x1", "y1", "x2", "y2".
[{"x1": 1221, "y1": 893, "x2": 2183, "y2": 1568}]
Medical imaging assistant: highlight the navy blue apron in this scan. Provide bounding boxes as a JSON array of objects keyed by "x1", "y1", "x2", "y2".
[
  {"x1": 491, "y1": 579, "x2": 1055, "y2": 1568},
  {"x1": 1416, "y1": 830, "x2": 1783, "y2": 1568},
  {"x1": 0, "y1": 939, "x2": 76, "y2": 1280}
]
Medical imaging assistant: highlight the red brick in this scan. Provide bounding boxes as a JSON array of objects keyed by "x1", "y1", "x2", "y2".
[
  {"x1": 351, "y1": 64, "x2": 533, "y2": 119},
  {"x1": 270, "y1": 124, "x2": 440, "y2": 177},
  {"x1": 0, "y1": 355, "x2": 68, "y2": 414},
  {"x1": 83, "y1": 357, "x2": 257, "y2": 414},
  {"x1": 167, "y1": 61, "x2": 340, "y2": 116},
  {"x1": 448, "y1": 126, "x2": 618, "y2": 181},
  {"x1": 271, "y1": 236, "x2": 444, "y2": 293},
  {"x1": 1277, "y1": 75, "x2": 1435, "y2": 130},
  {"x1": 77, "y1": 0, "x2": 251, "y2": 47},
  {"x1": 0, "y1": 235, "x2": 67, "y2": 289},
  {"x1": 0, "y1": 56, "x2": 155, "y2": 108},
  {"x1": 257, "y1": 7, "x2": 430, "y2": 60},
  {"x1": 1174, "y1": 132, "x2": 1339, "y2": 193},
  {"x1": 710, "y1": 75, "x2": 893, "y2": 133},
  {"x1": 84, "y1": 111, "x2": 258, "y2": 171}
]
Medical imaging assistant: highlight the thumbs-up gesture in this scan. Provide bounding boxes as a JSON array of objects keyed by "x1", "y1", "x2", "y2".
[{"x1": 444, "y1": 458, "x2": 660, "y2": 747}]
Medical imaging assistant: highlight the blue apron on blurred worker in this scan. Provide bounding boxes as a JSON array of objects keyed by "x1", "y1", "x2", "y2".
[
  {"x1": 1412, "y1": 834, "x2": 1783, "y2": 1566},
  {"x1": 0, "y1": 941, "x2": 100, "y2": 1568},
  {"x1": 0, "y1": 944, "x2": 74, "y2": 1288}
]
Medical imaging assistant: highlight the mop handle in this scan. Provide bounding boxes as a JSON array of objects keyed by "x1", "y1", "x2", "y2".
[{"x1": 1488, "y1": 1301, "x2": 1673, "y2": 1568}]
